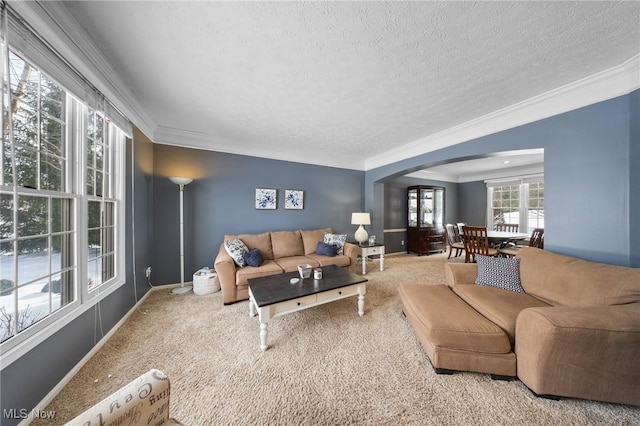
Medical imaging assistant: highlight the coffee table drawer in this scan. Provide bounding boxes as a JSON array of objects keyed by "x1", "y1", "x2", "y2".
[
  {"x1": 275, "y1": 294, "x2": 317, "y2": 314},
  {"x1": 317, "y1": 285, "x2": 356, "y2": 303}
]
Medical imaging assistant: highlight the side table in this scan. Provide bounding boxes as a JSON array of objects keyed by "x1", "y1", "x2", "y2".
[{"x1": 359, "y1": 244, "x2": 385, "y2": 275}]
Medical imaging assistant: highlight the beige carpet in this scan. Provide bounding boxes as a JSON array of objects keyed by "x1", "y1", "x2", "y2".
[{"x1": 35, "y1": 253, "x2": 639, "y2": 425}]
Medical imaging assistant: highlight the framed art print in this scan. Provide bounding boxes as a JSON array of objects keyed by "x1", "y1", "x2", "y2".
[
  {"x1": 285, "y1": 189, "x2": 304, "y2": 210},
  {"x1": 255, "y1": 188, "x2": 277, "y2": 209}
]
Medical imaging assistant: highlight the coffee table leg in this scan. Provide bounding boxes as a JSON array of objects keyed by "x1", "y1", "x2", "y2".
[
  {"x1": 249, "y1": 297, "x2": 256, "y2": 317},
  {"x1": 358, "y1": 292, "x2": 365, "y2": 316},
  {"x1": 259, "y1": 322, "x2": 268, "y2": 351}
]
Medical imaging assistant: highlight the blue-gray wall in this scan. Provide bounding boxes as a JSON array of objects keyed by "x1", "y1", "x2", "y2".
[
  {"x1": 151, "y1": 145, "x2": 365, "y2": 284},
  {"x1": 0, "y1": 132, "x2": 154, "y2": 426},
  {"x1": 630, "y1": 90, "x2": 640, "y2": 267},
  {"x1": 366, "y1": 91, "x2": 638, "y2": 267},
  {"x1": 457, "y1": 181, "x2": 488, "y2": 227}
]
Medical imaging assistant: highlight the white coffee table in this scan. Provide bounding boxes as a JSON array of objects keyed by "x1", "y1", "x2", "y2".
[{"x1": 248, "y1": 265, "x2": 367, "y2": 351}]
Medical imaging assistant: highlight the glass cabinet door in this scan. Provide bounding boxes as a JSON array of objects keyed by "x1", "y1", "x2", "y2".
[
  {"x1": 434, "y1": 188, "x2": 444, "y2": 226},
  {"x1": 420, "y1": 188, "x2": 434, "y2": 227},
  {"x1": 408, "y1": 188, "x2": 418, "y2": 227}
]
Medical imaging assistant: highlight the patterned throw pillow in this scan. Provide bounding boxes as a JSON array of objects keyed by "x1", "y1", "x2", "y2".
[
  {"x1": 224, "y1": 238, "x2": 248, "y2": 267},
  {"x1": 242, "y1": 248, "x2": 263, "y2": 267},
  {"x1": 316, "y1": 241, "x2": 338, "y2": 257},
  {"x1": 323, "y1": 233, "x2": 347, "y2": 255},
  {"x1": 475, "y1": 255, "x2": 524, "y2": 293}
]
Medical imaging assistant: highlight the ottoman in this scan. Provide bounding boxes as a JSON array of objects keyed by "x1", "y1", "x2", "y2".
[{"x1": 399, "y1": 284, "x2": 516, "y2": 377}]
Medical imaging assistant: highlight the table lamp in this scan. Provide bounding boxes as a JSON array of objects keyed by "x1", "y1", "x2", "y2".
[{"x1": 351, "y1": 212, "x2": 371, "y2": 245}]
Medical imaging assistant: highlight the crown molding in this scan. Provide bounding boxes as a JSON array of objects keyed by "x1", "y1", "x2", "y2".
[
  {"x1": 153, "y1": 126, "x2": 365, "y2": 171},
  {"x1": 7, "y1": 1, "x2": 157, "y2": 138},
  {"x1": 365, "y1": 54, "x2": 640, "y2": 171}
]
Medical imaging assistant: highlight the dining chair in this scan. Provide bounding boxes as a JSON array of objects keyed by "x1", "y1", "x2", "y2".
[
  {"x1": 445, "y1": 223, "x2": 465, "y2": 259},
  {"x1": 495, "y1": 223, "x2": 519, "y2": 232},
  {"x1": 499, "y1": 228, "x2": 544, "y2": 257},
  {"x1": 456, "y1": 222, "x2": 467, "y2": 236},
  {"x1": 461, "y1": 226, "x2": 498, "y2": 263}
]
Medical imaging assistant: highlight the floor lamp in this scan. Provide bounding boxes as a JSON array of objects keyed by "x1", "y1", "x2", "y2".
[{"x1": 169, "y1": 177, "x2": 193, "y2": 295}]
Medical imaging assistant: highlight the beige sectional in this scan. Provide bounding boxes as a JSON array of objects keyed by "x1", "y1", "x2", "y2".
[
  {"x1": 214, "y1": 228, "x2": 359, "y2": 304},
  {"x1": 399, "y1": 247, "x2": 640, "y2": 406}
]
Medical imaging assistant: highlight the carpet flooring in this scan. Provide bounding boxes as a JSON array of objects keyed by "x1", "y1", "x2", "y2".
[{"x1": 34, "y1": 253, "x2": 639, "y2": 425}]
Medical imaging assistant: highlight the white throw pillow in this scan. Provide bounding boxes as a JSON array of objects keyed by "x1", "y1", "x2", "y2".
[
  {"x1": 323, "y1": 233, "x2": 347, "y2": 255},
  {"x1": 224, "y1": 238, "x2": 248, "y2": 267}
]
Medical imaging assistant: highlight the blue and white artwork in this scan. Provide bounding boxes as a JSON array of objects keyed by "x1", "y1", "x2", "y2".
[
  {"x1": 255, "y1": 188, "x2": 277, "y2": 209},
  {"x1": 285, "y1": 189, "x2": 304, "y2": 210}
]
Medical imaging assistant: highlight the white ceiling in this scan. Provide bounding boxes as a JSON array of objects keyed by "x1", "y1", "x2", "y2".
[{"x1": 59, "y1": 1, "x2": 639, "y2": 173}]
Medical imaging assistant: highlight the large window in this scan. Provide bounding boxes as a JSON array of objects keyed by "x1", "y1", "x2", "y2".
[
  {"x1": 487, "y1": 178, "x2": 544, "y2": 234},
  {"x1": 1, "y1": 48, "x2": 125, "y2": 351}
]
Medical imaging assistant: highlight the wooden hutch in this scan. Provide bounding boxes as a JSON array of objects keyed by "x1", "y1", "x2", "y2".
[{"x1": 407, "y1": 185, "x2": 445, "y2": 255}]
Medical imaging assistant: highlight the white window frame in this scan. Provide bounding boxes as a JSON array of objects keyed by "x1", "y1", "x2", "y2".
[
  {"x1": 0, "y1": 49, "x2": 127, "y2": 368},
  {"x1": 486, "y1": 175, "x2": 544, "y2": 234}
]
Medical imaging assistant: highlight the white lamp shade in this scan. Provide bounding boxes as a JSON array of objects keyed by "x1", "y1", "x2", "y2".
[
  {"x1": 169, "y1": 176, "x2": 193, "y2": 186},
  {"x1": 351, "y1": 212, "x2": 371, "y2": 225}
]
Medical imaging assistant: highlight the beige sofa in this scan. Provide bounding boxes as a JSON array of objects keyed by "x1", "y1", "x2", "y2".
[
  {"x1": 65, "y1": 369, "x2": 182, "y2": 425},
  {"x1": 214, "y1": 228, "x2": 359, "y2": 305},
  {"x1": 399, "y1": 247, "x2": 640, "y2": 406}
]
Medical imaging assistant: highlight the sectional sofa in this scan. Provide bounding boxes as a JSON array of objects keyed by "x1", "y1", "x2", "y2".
[
  {"x1": 399, "y1": 247, "x2": 640, "y2": 406},
  {"x1": 214, "y1": 228, "x2": 359, "y2": 304}
]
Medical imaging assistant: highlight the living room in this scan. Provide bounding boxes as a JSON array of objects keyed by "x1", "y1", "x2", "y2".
[{"x1": 1, "y1": 1, "x2": 639, "y2": 425}]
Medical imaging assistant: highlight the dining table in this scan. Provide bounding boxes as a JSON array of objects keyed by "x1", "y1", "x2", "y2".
[{"x1": 485, "y1": 231, "x2": 529, "y2": 245}]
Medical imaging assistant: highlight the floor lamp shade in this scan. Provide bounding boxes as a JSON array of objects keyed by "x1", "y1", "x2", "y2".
[
  {"x1": 351, "y1": 212, "x2": 371, "y2": 244},
  {"x1": 170, "y1": 177, "x2": 193, "y2": 295}
]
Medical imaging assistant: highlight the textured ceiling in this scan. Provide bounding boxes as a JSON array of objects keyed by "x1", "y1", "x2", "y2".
[{"x1": 62, "y1": 1, "x2": 640, "y2": 171}]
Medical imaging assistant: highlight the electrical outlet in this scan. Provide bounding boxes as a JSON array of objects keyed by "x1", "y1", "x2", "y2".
[
  {"x1": 401, "y1": 240, "x2": 405, "y2": 246},
  {"x1": 145, "y1": 267, "x2": 152, "y2": 278}
]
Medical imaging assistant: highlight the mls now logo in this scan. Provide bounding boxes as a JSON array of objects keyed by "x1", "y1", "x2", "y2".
[{"x1": 3, "y1": 409, "x2": 56, "y2": 420}]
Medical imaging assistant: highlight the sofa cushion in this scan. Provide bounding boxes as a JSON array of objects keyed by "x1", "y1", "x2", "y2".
[
  {"x1": 399, "y1": 284, "x2": 512, "y2": 354},
  {"x1": 316, "y1": 241, "x2": 338, "y2": 257},
  {"x1": 271, "y1": 230, "x2": 304, "y2": 259},
  {"x1": 453, "y1": 284, "x2": 551, "y2": 343},
  {"x1": 224, "y1": 238, "x2": 248, "y2": 267},
  {"x1": 518, "y1": 247, "x2": 640, "y2": 307},
  {"x1": 274, "y1": 256, "x2": 320, "y2": 273},
  {"x1": 324, "y1": 233, "x2": 347, "y2": 255},
  {"x1": 235, "y1": 260, "x2": 283, "y2": 286},
  {"x1": 300, "y1": 227, "x2": 332, "y2": 255},
  {"x1": 242, "y1": 248, "x2": 264, "y2": 267},
  {"x1": 230, "y1": 232, "x2": 274, "y2": 260},
  {"x1": 475, "y1": 255, "x2": 523, "y2": 293},
  {"x1": 306, "y1": 253, "x2": 351, "y2": 268}
]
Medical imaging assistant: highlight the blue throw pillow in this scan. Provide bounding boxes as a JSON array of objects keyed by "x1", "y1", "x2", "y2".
[
  {"x1": 242, "y1": 248, "x2": 263, "y2": 267},
  {"x1": 316, "y1": 241, "x2": 338, "y2": 257}
]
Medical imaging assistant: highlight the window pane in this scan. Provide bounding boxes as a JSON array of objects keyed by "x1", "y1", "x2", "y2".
[
  {"x1": 102, "y1": 254, "x2": 114, "y2": 282},
  {"x1": 1, "y1": 193, "x2": 14, "y2": 239},
  {"x1": 40, "y1": 154, "x2": 64, "y2": 191},
  {"x1": 87, "y1": 258, "x2": 101, "y2": 290},
  {"x1": 14, "y1": 146, "x2": 37, "y2": 189},
  {"x1": 51, "y1": 198, "x2": 73, "y2": 233},
  {"x1": 17, "y1": 195, "x2": 48, "y2": 237},
  {"x1": 16, "y1": 281, "x2": 47, "y2": 332},
  {"x1": 17, "y1": 237, "x2": 48, "y2": 285},
  {"x1": 88, "y1": 201, "x2": 100, "y2": 229},
  {"x1": 88, "y1": 229, "x2": 101, "y2": 257},
  {"x1": 51, "y1": 233, "x2": 75, "y2": 273},
  {"x1": 0, "y1": 242, "x2": 15, "y2": 294}
]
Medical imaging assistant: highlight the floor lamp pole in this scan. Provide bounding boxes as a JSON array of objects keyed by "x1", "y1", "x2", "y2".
[{"x1": 170, "y1": 177, "x2": 193, "y2": 295}]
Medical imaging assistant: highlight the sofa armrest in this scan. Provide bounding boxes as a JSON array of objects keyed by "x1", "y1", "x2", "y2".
[
  {"x1": 444, "y1": 263, "x2": 477, "y2": 288},
  {"x1": 515, "y1": 304, "x2": 640, "y2": 405},
  {"x1": 214, "y1": 244, "x2": 238, "y2": 304},
  {"x1": 65, "y1": 369, "x2": 182, "y2": 425},
  {"x1": 343, "y1": 242, "x2": 359, "y2": 272}
]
